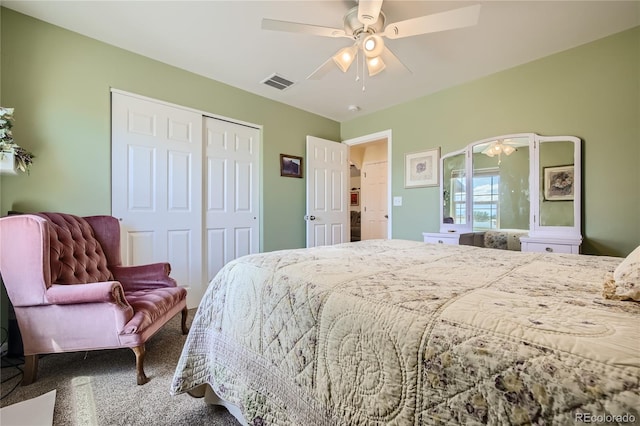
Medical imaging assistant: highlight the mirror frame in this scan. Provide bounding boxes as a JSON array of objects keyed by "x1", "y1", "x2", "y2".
[{"x1": 439, "y1": 133, "x2": 581, "y2": 242}]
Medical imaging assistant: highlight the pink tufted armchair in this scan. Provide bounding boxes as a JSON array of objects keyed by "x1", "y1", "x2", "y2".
[{"x1": 0, "y1": 212, "x2": 188, "y2": 385}]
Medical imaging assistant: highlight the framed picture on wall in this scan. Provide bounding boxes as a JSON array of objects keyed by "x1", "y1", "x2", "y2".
[
  {"x1": 350, "y1": 190, "x2": 360, "y2": 206},
  {"x1": 404, "y1": 147, "x2": 440, "y2": 188},
  {"x1": 543, "y1": 164, "x2": 574, "y2": 201},
  {"x1": 280, "y1": 154, "x2": 303, "y2": 178}
]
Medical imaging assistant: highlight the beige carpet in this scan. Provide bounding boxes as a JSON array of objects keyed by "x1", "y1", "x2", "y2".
[{"x1": 0, "y1": 310, "x2": 241, "y2": 426}]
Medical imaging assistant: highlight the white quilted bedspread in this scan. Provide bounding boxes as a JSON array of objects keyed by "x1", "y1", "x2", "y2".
[{"x1": 171, "y1": 240, "x2": 640, "y2": 425}]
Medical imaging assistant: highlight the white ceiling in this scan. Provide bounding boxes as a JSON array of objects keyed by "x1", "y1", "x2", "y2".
[{"x1": 3, "y1": 1, "x2": 639, "y2": 122}]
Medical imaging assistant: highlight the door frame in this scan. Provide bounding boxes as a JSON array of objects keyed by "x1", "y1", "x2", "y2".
[{"x1": 343, "y1": 129, "x2": 392, "y2": 239}]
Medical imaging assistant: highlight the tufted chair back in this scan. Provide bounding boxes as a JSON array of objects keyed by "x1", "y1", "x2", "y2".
[{"x1": 35, "y1": 212, "x2": 113, "y2": 285}]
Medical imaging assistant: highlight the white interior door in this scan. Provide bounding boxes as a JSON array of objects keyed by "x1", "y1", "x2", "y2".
[
  {"x1": 111, "y1": 92, "x2": 203, "y2": 307},
  {"x1": 361, "y1": 161, "x2": 388, "y2": 239},
  {"x1": 204, "y1": 117, "x2": 260, "y2": 283},
  {"x1": 306, "y1": 136, "x2": 349, "y2": 247}
]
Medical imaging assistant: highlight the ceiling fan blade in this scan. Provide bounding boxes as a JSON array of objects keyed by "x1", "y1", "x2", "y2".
[
  {"x1": 306, "y1": 57, "x2": 336, "y2": 80},
  {"x1": 382, "y1": 4, "x2": 481, "y2": 40},
  {"x1": 262, "y1": 19, "x2": 349, "y2": 38},
  {"x1": 381, "y1": 46, "x2": 412, "y2": 75},
  {"x1": 357, "y1": 0, "x2": 384, "y2": 28}
]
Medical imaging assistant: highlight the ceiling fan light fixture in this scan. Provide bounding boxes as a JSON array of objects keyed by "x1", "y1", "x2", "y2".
[
  {"x1": 263, "y1": 3, "x2": 482, "y2": 85},
  {"x1": 366, "y1": 56, "x2": 386, "y2": 76},
  {"x1": 362, "y1": 34, "x2": 384, "y2": 58},
  {"x1": 332, "y1": 45, "x2": 358, "y2": 72}
]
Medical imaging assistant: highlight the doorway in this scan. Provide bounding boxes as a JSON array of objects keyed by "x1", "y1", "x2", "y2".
[{"x1": 344, "y1": 130, "x2": 392, "y2": 241}]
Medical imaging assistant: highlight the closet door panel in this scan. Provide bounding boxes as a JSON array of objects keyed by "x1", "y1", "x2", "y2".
[{"x1": 112, "y1": 92, "x2": 204, "y2": 307}]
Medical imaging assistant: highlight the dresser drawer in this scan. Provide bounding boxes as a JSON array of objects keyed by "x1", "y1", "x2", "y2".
[
  {"x1": 423, "y1": 233, "x2": 460, "y2": 245},
  {"x1": 521, "y1": 242, "x2": 576, "y2": 254}
]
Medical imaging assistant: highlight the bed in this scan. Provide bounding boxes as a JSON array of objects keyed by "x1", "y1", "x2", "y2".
[{"x1": 170, "y1": 239, "x2": 639, "y2": 425}]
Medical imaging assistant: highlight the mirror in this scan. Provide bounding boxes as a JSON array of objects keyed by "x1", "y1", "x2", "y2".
[
  {"x1": 442, "y1": 151, "x2": 466, "y2": 225},
  {"x1": 437, "y1": 133, "x2": 581, "y2": 251},
  {"x1": 471, "y1": 137, "x2": 530, "y2": 231},
  {"x1": 538, "y1": 140, "x2": 575, "y2": 227},
  {"x1": 441, "y1": 135, "x2": 532, "y2": 232}
]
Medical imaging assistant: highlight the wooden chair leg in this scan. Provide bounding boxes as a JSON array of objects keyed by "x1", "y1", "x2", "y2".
[
  {"x1": 22, "y1": 354, "x2": 39, "y2": 386},
  {"x1": 131, "y1": 345, "x2": 149, "y2": 385},
  {"x1": 181, "y1": 307, "x2": 189, "y2": 335}
]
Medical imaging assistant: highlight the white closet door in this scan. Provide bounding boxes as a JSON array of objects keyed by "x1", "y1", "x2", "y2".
[
  {"x1": 204, "y1": 117, "x2": 260, "y2": 283},
  {"x1": 111, "y1": 92, "x2": 204, "y2": 307}
]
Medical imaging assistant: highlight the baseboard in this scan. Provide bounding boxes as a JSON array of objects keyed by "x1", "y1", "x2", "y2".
[{"x1": 1, "y1": 341, "x2": 8, "y2": 357}]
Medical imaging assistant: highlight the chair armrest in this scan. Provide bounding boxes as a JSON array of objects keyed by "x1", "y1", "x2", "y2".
[
  {"x1": 46, "y1": 282, "x2": 130, "y2": 309},
  {"x1": 111, "y1": 263, "x2": 177, "y2": 291}
]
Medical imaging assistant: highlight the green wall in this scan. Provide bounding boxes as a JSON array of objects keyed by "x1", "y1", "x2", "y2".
[
  {"x1": 0, "y1": 8, "x2": 340, "y2": 253},
  {"x1": 342, "y1": 26, "x2": 639, "y2": 257}
]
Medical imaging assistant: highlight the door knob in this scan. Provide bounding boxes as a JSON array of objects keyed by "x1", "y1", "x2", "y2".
[
  {"x1": 309, "y1": 215, "x2": 316, "y2": 221},
  {"x1": 384, "y1": 215, "x2": 388, "y2": 219}
]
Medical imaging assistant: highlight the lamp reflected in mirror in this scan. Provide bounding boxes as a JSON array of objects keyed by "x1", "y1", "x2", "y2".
[{"x1": 482, "y1": 139, "x2": 516, "y2": 164}]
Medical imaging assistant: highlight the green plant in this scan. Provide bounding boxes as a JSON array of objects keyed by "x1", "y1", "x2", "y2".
[{"x1": 0, "y1": 107, "x2": 35, "y2": 173}]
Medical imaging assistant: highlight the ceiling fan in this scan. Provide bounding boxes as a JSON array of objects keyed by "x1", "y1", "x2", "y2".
[{"x1": 262, "y1": 0, "x2": 481, "y2": 81}]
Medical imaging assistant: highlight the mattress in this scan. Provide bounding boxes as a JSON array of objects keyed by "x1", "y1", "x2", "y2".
[{"x1": 170, "y1": 239, "x2": 639, "y2": 425}]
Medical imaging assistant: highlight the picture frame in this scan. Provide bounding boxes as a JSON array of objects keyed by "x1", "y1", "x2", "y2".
[
  {"x1": 350, "y1": 190, "x2": 359, "y2": 206},
  {"x1": 543, "y1": 164, "x2": 574, "y2": 201},
  {"x1": 404, "y1": 147, "x2": 440, "y2": 188},
  {"x1": 280, "y1": 154, "x2": 303, "y2": 178}
]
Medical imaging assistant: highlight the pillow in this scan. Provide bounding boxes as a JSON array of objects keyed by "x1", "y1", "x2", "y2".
[
  {"x1": 484, "y1": 231, "x2": 507, "y2": 250},
  {"x1": 603, "y1": 246, "x2": 640, "y2": 302}
]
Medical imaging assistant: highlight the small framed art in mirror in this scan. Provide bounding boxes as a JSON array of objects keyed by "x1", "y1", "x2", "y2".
[{"x1": 543, "y1": 165, "x2": 574, "y2": 201}]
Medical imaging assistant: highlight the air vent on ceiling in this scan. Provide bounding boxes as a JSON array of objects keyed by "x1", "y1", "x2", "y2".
[{"x1": 261, "y1": 73, "x2": 295, "y2": 91}]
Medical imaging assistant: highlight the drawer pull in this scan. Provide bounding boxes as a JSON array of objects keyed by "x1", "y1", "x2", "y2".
[
  {"x1": 438, "y1": 240, "x2": 444, "y2": 244},
  {"x1": 545, "y1": 247, "x2": 553, "y2": 252}
]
